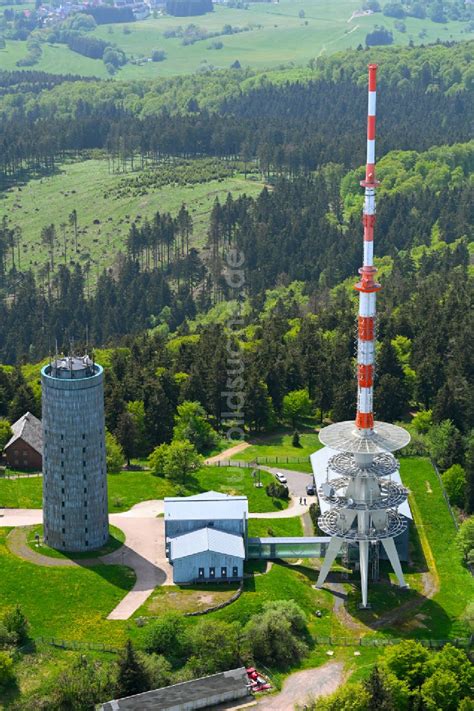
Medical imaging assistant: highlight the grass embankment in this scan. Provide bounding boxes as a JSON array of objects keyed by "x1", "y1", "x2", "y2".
[
  {"x1": 1, "y1": 157, "x2": 263, "y2": 285},
  {"x1": 247, "y1": 517, "x2": 304, "y2": 538},
  {"x1": 26, "y1": 525, "x2": 125, "y2": 560},
  {"x1": 398, "y1": 457, "x2": 473, "y2": 638},
  {"x1": 233, "y1": 431, "x2": 320, "y2": 462},
  {"x1": 0, "y1": 528, "x2": 133, "y2": 644},
  {"x1": 0, "y1": 1, "x2": 469, "y2": 79},
  {"x1": 346, "y1": 457, "x2": 473, "y2": 638},
  {"x1": 0, "y1": 465, "x2": 286, "y2": 513}
]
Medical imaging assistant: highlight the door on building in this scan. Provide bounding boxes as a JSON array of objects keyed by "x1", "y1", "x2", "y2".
[
  {"x1": 198, "y1": 567, "x2": 205, "y2": 579},
  {"x1": 209, "y1": 567, "x2": 215, "y2": 579},
  {"x1": 221, "y1": 566, "x2": 227, "y2": 578},
  {"x1": 232, "y1": 566, "x2": 238, "y2": 578}
]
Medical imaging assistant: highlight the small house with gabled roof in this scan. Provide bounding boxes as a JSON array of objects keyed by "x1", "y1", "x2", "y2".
[{"x1": 4, "y1": 412, "x2": 42, "y2": 470}]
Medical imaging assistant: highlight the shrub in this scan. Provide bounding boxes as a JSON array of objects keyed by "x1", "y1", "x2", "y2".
[
  {"x1": 244, "y1": 600, "x2": 308, "y2": 668},
  {"x1": 142, "y1": 613, "x2": 187, "y2": 659},
  {"x1": 0, "y1": 651, "x2": 15, "y2": 690},
  {"x1": 456, "y1": 517, "x2": 474, "y2": 562},
  {"x1": 265, "y1": 481, "x2": 289, "y2": 500},
  {"x1": 309, "y1": 501, "x2": 320, "y2": 532},
  {"x1": 442, "y1": 464, "x2": 466, "y2": 508},
  {"x1": 188, "y1": 620, "x2": 239, "y2": 675},
  {"x1": 366, "y1": 25, "x2": 393, "y2": 46},
  {"x1": 2, "y1": 605, "x2": 29, "y2": 645},
  {"x1": 151, "y1": 49, "x2": 166, "y2": 62},
  {"x1": 106, "y1": 430, "x2": 124, "y2": 473}
]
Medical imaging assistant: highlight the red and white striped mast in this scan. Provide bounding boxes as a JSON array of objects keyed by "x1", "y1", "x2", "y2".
[
  {"x1": 354, "y1": 63, "x2": 380, "y2": 433},
  {"x1": 315, "y1": 63, "x2": 411, "y2": 609}
]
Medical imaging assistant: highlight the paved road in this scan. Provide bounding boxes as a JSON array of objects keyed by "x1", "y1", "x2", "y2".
[
  {"x1": 256, "y1": 661, "x2": 344, "y2": 710},
  {"x1": 106, "y1": 512, "x2": 173, "y2": 620},
  {"x1": 259, "y1": 466, "x2": 313, "y2": 498},
  {"x1": 0, "y1": 508, "x2": 43, "y2": 526}
]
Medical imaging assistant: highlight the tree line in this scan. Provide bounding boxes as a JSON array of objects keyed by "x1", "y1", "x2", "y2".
[{"x1": 1, "y1": 57, "x2": 473, "y2": 182}]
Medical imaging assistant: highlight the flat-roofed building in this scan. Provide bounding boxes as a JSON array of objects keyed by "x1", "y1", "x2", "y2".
[{"x1": 164, "y1": 491, "x2": 248, "y2": 583}]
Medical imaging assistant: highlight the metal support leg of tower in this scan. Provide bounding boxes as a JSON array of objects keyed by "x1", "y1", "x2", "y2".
[
  {"x1": 381, "y1": 537, "x2": 409, "y2": 588},
  {"x1": 359, "y1": 540, "x2": 369, "y2": 608},
  {"x1": 316, "y1": 537, "x2": 344, "y2": 589}
]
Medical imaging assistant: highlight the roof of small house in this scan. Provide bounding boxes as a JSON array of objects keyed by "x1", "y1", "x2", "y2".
[
  {"x1": 4, "y1": 412, "x2": 42, "y2": 455},
  {"x1": 164, "y1": 491, "x2": 248, "y2": 521},
  {"x1": 169, "y1": 526, "x2": 245, "y2": 560}
]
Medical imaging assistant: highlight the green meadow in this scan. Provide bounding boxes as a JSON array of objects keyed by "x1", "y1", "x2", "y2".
[
  {"x1": 0, "y1": 0, "x2": 471, "y2": 79},
  {"x1": 1, "y1": 157, "x2": 263, "y2": 284},
  {"x1": 0, "y1": 465, "x2": 287, "y2": 513}
]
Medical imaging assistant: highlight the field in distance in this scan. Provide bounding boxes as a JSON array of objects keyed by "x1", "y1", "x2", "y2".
[
  {"x1": 1, "y1": 157, "x2": 264, "y2": 284},
  {"x1": 0, "y1": 0, "x2": 471, "y2": 79}
]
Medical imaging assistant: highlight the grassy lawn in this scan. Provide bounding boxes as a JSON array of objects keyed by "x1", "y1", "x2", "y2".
[
  {"x1": 396, "y1": 457, "x2": 474, "y2": 638},
  {"x1": 1, "y1": 1, "x2": 469, "y2": 79},
  {"x1": 0, "y1": 527, "x2": 133, "y2": 644},
  {"x1": 234, "y1": 431, "x2": 320, "y2": 462},
  {"x1": 247, "y1": 517, "x2": 304, "y2": 538},
  {"x1": 1, "y1": 157, "x2": 263, "y2": 285},
  {"x1": 0, "y1": 465, "x2": 284, "y2": 513},
  {"x1": 191, "y1": 466, "x2": 288, "y2": 513},
  {"x1": 26, "y1": 524, "x2": 125, "y2": 560},
  {"x1": 137, "y1": 582, "x2": 240, "y2": 617}
]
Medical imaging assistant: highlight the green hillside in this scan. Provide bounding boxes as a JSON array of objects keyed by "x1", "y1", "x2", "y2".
[
  {"x1": 1, "y1": 157, "x2": 263, "y2": 283},
  {"x1": 0, "y1": 0, "x2": 471, "y2": 79}
]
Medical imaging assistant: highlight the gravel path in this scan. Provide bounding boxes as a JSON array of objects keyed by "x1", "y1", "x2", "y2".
[
  {"x1": 256, "y1": 661, "x2": 344, "y2": 710},
  {"x1": 6, "y1": 527, "x2": 99, "y2": 568},
  {"x1": 205, "y1": 442, "x2": 250, "y2": 464}
]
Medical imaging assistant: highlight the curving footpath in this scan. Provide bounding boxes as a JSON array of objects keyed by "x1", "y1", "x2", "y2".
[{"x1": 1, "y1": 491, "x2": 308, "y2": 620}]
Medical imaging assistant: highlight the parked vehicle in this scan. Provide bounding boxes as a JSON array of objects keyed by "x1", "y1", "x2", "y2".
[
  {"x1": 306, "y1": 483, "x2": 315, "y2": 496},
  {"x1": 275, "y1": 472, "x2": 287, "y2": 484}
]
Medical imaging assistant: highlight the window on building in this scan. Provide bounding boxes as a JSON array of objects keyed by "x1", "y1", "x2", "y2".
[
  {"x1": 232, "y1": 566, "x2": 238, "y2": 577},
  {"x1": 221, "y1": 567, "x2": 227, "y2": 578},
  {"x1": 198, "y1": 568, "x2": 205, "y2": 578},
  {"x1": 83, "y1": 461, "x2": 86, "y2": 467},
  {"x1": 60, "y1": 448, "x2": 64, "y2": 454},
  {"x1": 61, "y1": 461, "x2": 64, "y2": 467},
  {"x1": 60, "y1": 434, "x2": 63, "y2": 440},
  {"x1": 82, "y1": 434, "x2": 86, "y2": 440},
  {"x1": 209, "y1": 567, "x2": 215, "y2": 579},
  {"x1": 61, "y1": 475, "x2": 64, "y2": 481}
]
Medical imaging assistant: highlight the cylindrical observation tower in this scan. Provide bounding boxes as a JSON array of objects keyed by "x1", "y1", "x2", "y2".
[{"x1": 41, "y1": 355, "x2": 109, "y2": 552}]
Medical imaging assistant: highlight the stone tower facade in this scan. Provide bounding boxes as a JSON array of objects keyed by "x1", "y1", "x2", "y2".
[{"x1": 41, "y1": 356, "x2": 109, "y2": 552}]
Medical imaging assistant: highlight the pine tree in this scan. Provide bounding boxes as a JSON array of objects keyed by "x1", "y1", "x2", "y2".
[
  {"x1": 464, "y1": 431, "x2": 474, "y2": 514},
  {"x1": 116, "y1": 640, "x2": 148, "y2": 699},
  {"x1": 364, "y1": 665, "x2": 395, "y2": 711}
]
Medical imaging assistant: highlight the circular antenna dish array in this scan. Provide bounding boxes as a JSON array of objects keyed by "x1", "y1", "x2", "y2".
[{"x1": 319, "y1": 421, "x2": 410, "y2": 454}]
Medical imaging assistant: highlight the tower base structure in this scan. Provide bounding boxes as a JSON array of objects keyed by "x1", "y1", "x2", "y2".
[{"x1": 315, "y1": 421, "x2": 410, "y2": 608}]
